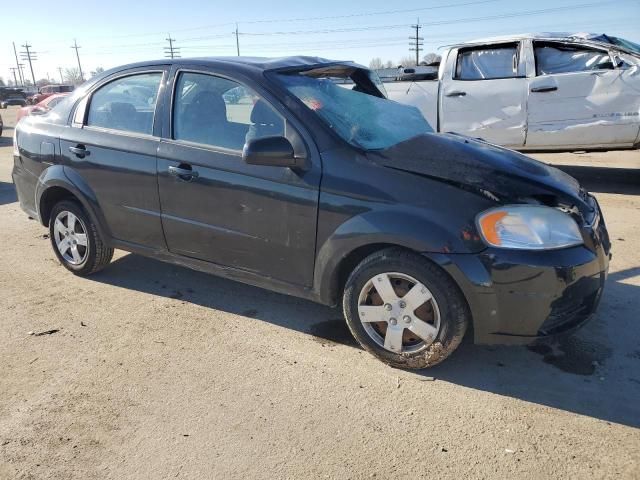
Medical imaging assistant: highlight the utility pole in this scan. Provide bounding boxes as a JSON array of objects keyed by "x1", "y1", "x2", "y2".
[
  {"x1": 235, "y1": 23, "x2": 240, "y2": 56},
  {"x1": 57, "y1": 67, "x2": 64, "y2": 84},
  {"x1": 164, "y1": 34, "x2": 180, "y2": 59},
  {"x1": 409, "y1": 19, "x2": 423, "y2": 66},
  {"x1": 9, "y1": 67, "x2": 19, "y2": 86},
  {"x1": 71, "y1": 39, "x2": 84, "y2": 82},
  {"x1": 18, "y1": 65, "x2": 26, "y2": 86},
  {"x1": 13, "y1": 42, "x2": 24, "y2": 86},
  {"x1": 20, "y1": 42, "x2": 37, "y2": 87}
]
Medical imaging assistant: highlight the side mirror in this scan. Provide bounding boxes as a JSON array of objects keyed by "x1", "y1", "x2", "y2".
[
  {"x1": 613, "y1": 55, "x2": 626, "y2": 69},
  {"x1": 243, "y1": 136, "x2": 302, "y2": 169},
  {"x1": 30, "y1": 106, "x2": 47, "y2": 116}
]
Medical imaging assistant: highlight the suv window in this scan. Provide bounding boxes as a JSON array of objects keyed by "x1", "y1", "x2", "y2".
[
  {"x1": 534, "y1": 42, "x2": 614, "y2": 75},
  {"x1": 86, "y1": 72, "x2": 162, "y2": 135},
  {"x1": 173, "y1": 72, "x2": 284, "y2": 150},
  {"x1": 455, "y1": 43, "x2": 519, "y2": 80}
]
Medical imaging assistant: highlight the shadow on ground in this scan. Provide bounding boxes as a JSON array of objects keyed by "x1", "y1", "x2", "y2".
[
  {"x1": 88, "y1": 253, "x2": 640, "y2": 428},
  {"x1": 0, "y1": 181, "x2": 17, "y2": 206},
  {"x1": 554, "y1": 165, "x2": 640, "y2": 194}
]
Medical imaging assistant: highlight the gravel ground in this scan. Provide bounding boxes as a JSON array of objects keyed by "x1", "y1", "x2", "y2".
[{"x1": 0, "y1": 106, "x2": 639, "y2": 479}]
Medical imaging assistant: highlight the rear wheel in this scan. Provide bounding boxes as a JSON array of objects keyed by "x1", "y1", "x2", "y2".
[
  {"x1": 49, "y1": 200, "x2": 113, "y2": 276},
  {"x1": 343, "y1": 248, "x2": 470, "y2": 369}
]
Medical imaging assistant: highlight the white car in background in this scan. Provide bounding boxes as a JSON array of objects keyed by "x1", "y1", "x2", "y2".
[{"x1": 385, "y1": 33, "x2": 640, "y2": 151}]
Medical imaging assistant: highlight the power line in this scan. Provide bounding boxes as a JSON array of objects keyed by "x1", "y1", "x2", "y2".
[
  {"x1": 239, "y1": 0, "x2": 627, "y2": 36},
  {"x1": 55, "y1": 0, "x2": 503, "y2": 41},
  {"x1": 164, "y1": 35, "x2": 181, "y2": 58},
  {"x1": 409, "y1": 20, "x2": 424, "y2": 66},
  {"x1": 238, "y1": 0, "x2": 503, "y2": 24},
  {"x1": 71, "y1": 39, "x2": 84, "y2": 82},
  {"x1": 23, "y1": 0, "x2": 632, "y2": 56}
]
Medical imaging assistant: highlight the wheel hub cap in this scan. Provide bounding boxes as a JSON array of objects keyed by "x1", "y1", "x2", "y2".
[
  {"x1": 53, "y1": 211, "x2": 88, "y2": 265},
  {"x1": 357, "y1": 272, "x2": 441, "y2": 354}
]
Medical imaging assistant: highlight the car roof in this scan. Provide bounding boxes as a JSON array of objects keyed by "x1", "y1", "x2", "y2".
[
  {"x1": 108, "y1": 55, "x2": 358, "y2": 74},
  {"x1": 447, "y1": 32, "x2": 632, "y2": 50}
]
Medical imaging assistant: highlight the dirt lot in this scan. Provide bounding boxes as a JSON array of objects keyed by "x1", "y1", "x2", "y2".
[{"x1": 0, "y1": 106, "x2": 639, "y2": 479}]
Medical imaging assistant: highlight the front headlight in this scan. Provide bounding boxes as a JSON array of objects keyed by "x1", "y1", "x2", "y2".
[{"x1": 477, "y1": 205, "x2": 583, "y2": 250}]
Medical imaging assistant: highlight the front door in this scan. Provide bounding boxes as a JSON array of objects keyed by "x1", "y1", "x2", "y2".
[
  {"x1": 526, "y1": 41, "x2": 640, "y2": 148},
  {"x1": 439, "y1": 42, "x2": 528, "y2": 148},
  {"x1": 157, "y1": 69, "x2": 320, "y2": 287},
  {"x1": 59, "y1": 69, "x2": 166, "y2": 249}
]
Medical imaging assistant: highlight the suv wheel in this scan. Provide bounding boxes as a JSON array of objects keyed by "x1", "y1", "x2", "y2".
[
  {"x1": 49, "y1": 200, "x2": 114, "y2": 276},
  {"x1": 343, "y1": 248, "x2": 469, "y2": 369}
]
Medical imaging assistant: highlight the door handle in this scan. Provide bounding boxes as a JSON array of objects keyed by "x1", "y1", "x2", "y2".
[
  {"x1": 530, "y1": 86, "x2": 558, "y2": 93},
  {"x1": 168, "y1": 164, "x2": 199, "y2": 181},
  {"x1": 445, "y1": 91, "x2": 467, "y2": 97},
  {"x1": 69, "y1": 145, "x2": 90, "y2": 158}
]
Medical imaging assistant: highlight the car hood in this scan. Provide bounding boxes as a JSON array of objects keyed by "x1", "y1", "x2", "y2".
[{"x1": 367, "y1": 133, "x2": 591, "y2": 211}]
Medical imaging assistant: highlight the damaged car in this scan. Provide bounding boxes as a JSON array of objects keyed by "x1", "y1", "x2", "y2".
[
  {"x1": 12, "y1": 57, "x2": 610, "y2": 368},
  {"x1": 386, "y1": 32, "x2": 640, "y2": 151}
]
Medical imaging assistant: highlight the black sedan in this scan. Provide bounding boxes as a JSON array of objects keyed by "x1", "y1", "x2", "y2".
[
  {"x1": 1, "y1": 96, "x2": 27, "y2": 108},
  {"x1": 11, "y1": 57, "x2": 610, "y2": 368}
]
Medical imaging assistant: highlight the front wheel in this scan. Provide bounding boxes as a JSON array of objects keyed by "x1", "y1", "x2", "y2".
[
  {"x1": 343, "y1": 248, "x2": 470, "y2": 369},
  {"x1": 49, "y1": 200, "x2": 114, "y2": 276}
]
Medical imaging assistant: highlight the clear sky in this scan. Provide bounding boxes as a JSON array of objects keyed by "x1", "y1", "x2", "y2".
[{"x1": 2, "y1": 0, "x2": 639, "y2": 84}]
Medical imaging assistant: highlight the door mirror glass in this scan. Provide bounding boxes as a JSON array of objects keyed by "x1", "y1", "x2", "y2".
[{"x1": 243, "y1": 136, "x2": 299, "y2": 168}]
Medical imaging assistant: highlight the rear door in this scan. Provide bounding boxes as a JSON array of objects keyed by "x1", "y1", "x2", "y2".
[
  {"x1": 59, "y1": 68, "x2": 167, "y2": 249},
  {"x1": 157, "y1": 68, "x2": 321, "y2": 287},
  {"x1": 439, "y1": 42, "x2": 527, "y2": 148},
  {"x1": 526, "y1": 41, "x2": 640, "y2": 148}
]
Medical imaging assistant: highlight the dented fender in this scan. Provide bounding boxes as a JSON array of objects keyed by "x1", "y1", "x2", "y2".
[{"x1": 35, "y1": 164, "x2": 112, "y2": 242}]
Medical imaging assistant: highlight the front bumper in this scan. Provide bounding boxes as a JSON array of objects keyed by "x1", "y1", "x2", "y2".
[{"x1": 428, "y1": 199, "x2": 610, "y2": 345}]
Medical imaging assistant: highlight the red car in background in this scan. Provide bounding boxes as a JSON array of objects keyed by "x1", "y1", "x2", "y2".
[
  {"x1": 17, "y1": 93, "x2": 70, "y2": 123},
  {"x1": 28, "y1": 84, "x2": 74, "y2": 105}
]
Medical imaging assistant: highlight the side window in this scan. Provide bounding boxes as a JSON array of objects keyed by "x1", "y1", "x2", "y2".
[
  {"x1": 86, "y1": 72, "x2": 162, "y2": 135},
  {"x1": 534, "y1": 42, "x2": 614, "y2": 75},
  {"x1": 47, "y1": 97, "x2": 63, "y2": 108},
  {"x1": 173, "y1": 72, "x2": 285, "y2": 151},
  {"x1": 455, "y1": 43, "x2": 519, "y2": 80}
]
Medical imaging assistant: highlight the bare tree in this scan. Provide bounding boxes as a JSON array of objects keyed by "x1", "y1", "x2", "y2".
[
  {"x1": 398, "y1": 56, "x2": 417, "y2": 68},
  {"x1": 90, "y1": 66, "x2": 105, "y2": 78},
  {"x1": 422, "y1": 53, "x2": 442, "y2": 65},
  {"x1": 64, "y1": 67, "x2": 83, "y2": 85},
  {"x1": 369, "y1": 58, "x2": 383, "y2": 70},
  {"x1": 36, "y1": 78, "x2": 50, "y2": 88},
  {"x1": 385, "y1": 60, "x2": 394, "y2": 68}
]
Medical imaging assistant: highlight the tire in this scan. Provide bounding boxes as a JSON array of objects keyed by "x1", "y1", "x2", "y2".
[
  {"x1": 49, "y1": 200, "x2": 113, "y2": 276},
  {"x1": 343, "y1": 247, "x2": 470, "y2": 369}
]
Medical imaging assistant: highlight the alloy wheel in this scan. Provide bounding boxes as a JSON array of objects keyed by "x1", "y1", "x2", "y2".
[
  {"x1": 357, "y1": 272, "x2": 441, "y2": 354},
  {"x1": 53, "y1": 210, "x2": 89, "y2": 265}
]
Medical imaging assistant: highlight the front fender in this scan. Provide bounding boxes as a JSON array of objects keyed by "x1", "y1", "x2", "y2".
[
  {"x1": 314, "y1": 207, "x2": 479, "y2": 305},
  {"x1": 36, "y1": 165, "x2": 112, "y2": 242}
]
